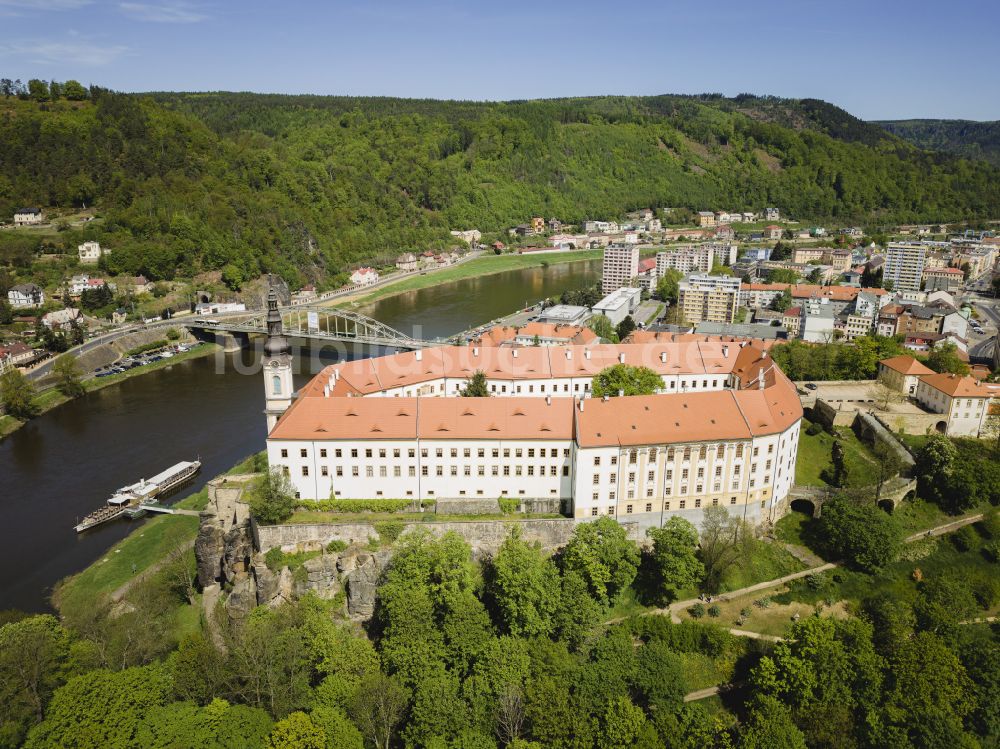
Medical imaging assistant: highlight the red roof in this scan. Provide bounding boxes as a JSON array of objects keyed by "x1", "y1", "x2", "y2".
[
  {"x1": 879, "y1": 355, "x2": 934, "y2": 376},
  {"x1": 919, "y1": 373, "x2": 991, "y2": 398},
  {"x1": 637, "y1": 258, "x2": 656, "y2": 273}
]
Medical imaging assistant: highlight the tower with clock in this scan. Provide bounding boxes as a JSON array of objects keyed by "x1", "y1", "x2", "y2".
[{"x1": 263, "y1": 283, "x2": 293, "y2": 432}]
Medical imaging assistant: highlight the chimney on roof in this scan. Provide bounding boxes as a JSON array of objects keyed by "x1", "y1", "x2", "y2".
[
  {"x1": 761, "y1": 351, "x2": 768, "y2": 359},
  {"x1": 759, "y1": 377, "x2": 766, "y2": 391},
  {"x1": 585, "y1": 350, "x2": 592, "y2": 360},
  {"x1": 722, "y1": 345, "x2": 729, "y2": 358},
  {"x1": 565, "y1": 349, "x2": 572, "y2": 359},
  {"x1": 617, "y1": 389, "x2": 624, "y2": 397},
  {"x1": 473, "y1": 346, "x2": 479, "y2": 356},
  {"x1": 512, "y1": 349, "x2": 518, "y2": 358},
  {"x1": 334, "y1": 369, "x2": 340, "y2": 381},
  {"x1": 415, "y1": 350, "x2": 422, "y2": 361},
  {"x1": 579, "y1": 399, "x2": 585, "y2": 412},
  {"x1": 619, "y1": 353, "x2": 625, "y2": 364},
  {"x1": 546, "y1": 395, "x2": 551, "y2": 405},
  {"x1": 660, "y1": 352, "x2": 667, "y2": 363},
  {"x1": 604, "y1": 395, "x2": 610, "y2": 401},
  {"x1": 323, "y1": 385, "x2": 329, "y2": 397}
]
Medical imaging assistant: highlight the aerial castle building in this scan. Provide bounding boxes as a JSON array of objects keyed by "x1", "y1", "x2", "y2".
[{"x1": 262, "y1": 309, "x2": 804, "y2": 529}]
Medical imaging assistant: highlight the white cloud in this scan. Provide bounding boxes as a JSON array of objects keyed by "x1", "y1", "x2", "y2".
[
  {"x1": 0, "y1": 39, "x2": 130, "y2": 66},
  {"x1": 118, "y1": 1, "x2": 207, "y2": 22}
]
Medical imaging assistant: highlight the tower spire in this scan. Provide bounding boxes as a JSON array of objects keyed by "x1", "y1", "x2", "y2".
[
  {"x1": 264, "y1": 284, "x2": 290, "y2": 357},
  {"x1": 262, "y1": 279, "x2": 293, "y2": 432}
]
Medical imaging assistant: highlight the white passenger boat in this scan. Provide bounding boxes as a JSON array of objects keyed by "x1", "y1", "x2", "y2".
[{"x1": 73, "y1": 460, "x2": 201, "y2": 533}]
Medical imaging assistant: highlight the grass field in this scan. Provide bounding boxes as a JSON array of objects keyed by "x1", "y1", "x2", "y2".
[
  {"x1": 680, "y1": 585, "x2": 850, "y2": 638},
  {"x1": 794, "y1": 420, "x2": 878, "y2": 487}
]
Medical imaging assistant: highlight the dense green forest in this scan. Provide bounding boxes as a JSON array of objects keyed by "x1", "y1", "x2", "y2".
[
  {"x1": 877, "y1": 119, "x2": 1000, "y2": 167},
  {"x1": 2, "y1": 85, "x2": 1000, "y2": 288}
]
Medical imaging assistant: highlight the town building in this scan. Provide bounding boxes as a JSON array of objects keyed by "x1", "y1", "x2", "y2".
[
  {"x1": 42, "y1": 308, "x2": 81, "y2": 330},
  {"x1": 914, "y1": 373, "x2": 992, "y2": 437},
  {"x1": 696, "y1": 212, "x2": 716, "y2": 227},
  {"x1": 350, "y1": 268, "x2": 379, "y2": 286},
  {"x1": 792, "y1": 247, "x2": 825, "y2": 265},
  {"x1": 601, "y1": 245, "x2": 639, "y2": 294},
  {"x1": 77, "y1": 241, "x2": 107, "y2": 264},
  {"x1": 878, "y1": 355, "x2": 935, "y2": 396},
  {"x1": 800, "y1": 298, "x2": 836, "y2": 343},
  {"x1": 765, "y1": 208, "x2": 780, "y2": 221},
  {"x1": 0, "y1": 342, "x2": 36, "y2": 371},
  {"x1": 395, "y1": 253, "x2": 418, "y2": 271},
  {"x1": 781, "y1": 308, "x2": 801, "y2": 337},
  {"x1": 678, "y1": 275, "x2": 740, "y2": 324},
  {"x1": 593, "y1": 287, "x2": 642, "y2": 326},
  {"x1": 921, "y1": 267, "x2": 964, "y2": 293},
  {"x1": 764, "y1": 225, "x2": 783, "y2": 241},
  {"x1": 13, "y1": 207, "x2": 43, "y2": 226},
  {"x1": 264, "y1": 333, "x2": 803, "y2": 529},
  {"x1": 536, "y1": 305, "x2": 592, "y2": 327},
  {"x1": 883, "y1": 242, "x2": 927, "y2": 292},
  {"x1": 7, "y1": 283, "x2": 44, "y2": 309}
]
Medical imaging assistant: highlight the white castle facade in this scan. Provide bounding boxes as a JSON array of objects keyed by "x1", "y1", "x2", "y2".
[{"x1": 262, "y1": 306, "x2": 803, "y2": 530}]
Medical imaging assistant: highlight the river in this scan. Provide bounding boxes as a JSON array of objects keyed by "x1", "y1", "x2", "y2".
[{"x1": 0, "y1": 260, "x2": 599, "y2": 612}]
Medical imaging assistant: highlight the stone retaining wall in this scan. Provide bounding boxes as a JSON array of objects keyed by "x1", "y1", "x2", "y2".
[{"x1": 256, "y1": 518, "x2": 643, "y2": 557}]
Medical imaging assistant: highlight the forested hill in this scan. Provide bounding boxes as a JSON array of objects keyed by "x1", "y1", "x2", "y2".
[
  {"x1": 875, "y1": 119, "x2": 1000, "y2": 167},
  {"x1": 2, "y1": 88, "x2": 1000, "y2": 288}
]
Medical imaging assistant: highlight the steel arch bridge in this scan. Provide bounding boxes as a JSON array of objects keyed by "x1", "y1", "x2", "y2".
[{"x1": 185, "y1": 306, "x2": 436, "y2": 349}]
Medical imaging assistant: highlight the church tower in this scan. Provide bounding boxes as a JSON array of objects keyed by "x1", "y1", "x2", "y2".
[{"x1": 263, "y1": 284, "x2": 293, "y2": 432}]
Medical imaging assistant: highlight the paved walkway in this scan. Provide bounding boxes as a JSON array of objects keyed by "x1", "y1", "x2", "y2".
[
  {"x1": 905, "y1": 513, "x2": 983, "y2": 543},
  {"x1": 684, "y1": 686, "x2": 722, "y2": 702}
]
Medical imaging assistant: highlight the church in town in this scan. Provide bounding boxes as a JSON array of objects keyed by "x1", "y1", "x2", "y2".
[{"x1": 261, "y1": 288, "x2": 803, "y2": 530}]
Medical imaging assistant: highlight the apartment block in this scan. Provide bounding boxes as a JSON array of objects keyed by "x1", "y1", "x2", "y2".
[{"x1": 678, "y1": 275, "x2": 740, "y2": 324}]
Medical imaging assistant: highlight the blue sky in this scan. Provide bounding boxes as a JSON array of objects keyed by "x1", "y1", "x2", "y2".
[{"x1": 1, "y1": 0, "x2": 998, "y2": 120}]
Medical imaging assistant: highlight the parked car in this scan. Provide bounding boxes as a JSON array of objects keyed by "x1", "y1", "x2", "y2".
[{"x1": 805, "y1": 383, "x2": 818, "y2": 390}]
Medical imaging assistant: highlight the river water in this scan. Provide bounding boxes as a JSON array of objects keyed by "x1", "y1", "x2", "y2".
[{"x1": 0, "y1": 260, "x2": 599, "y2": 612}]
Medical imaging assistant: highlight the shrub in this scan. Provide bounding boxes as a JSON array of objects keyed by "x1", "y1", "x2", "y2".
[
  {"x1": 374, "y1": 521, "x2": 405, "y2": 544},
  {"x1": 740, "y1": 607, "x2": 752, "y2": 618},
  {"x1": 985, "y1": 540, "x2": 1000, "y2": 563},
  {"x1": 420, "y1": 500, "x2": 436, "y2": 509},
  {"x1": 165, "y1": 328, "x2": 180, "y2": 341},
  {"x1": 806, "y1": 422, "x2": 824, "y2": 436},
  {"x1": 806, "y1": 572, "x2": 828, "y2": 590},
  {"x1": 951, "y1": 525, "x2": 979, "y2": 552},
  {"x1": 971, "y1": 574, "x2": 1000, "y2": 610},
  {"x1": 125, "y1": 339, "x2": 168, "y2": 357},
  {"x1": 753, "y1": 597, "x2": 771, "y2": 609},
  {"x1": 264, "y1": 548, "x2": 285, "y2": 572},
  {"x1": 325, "y1": 539, "x2": 348, "y2": 554},
  {"x1": 708, "y1": 604, "x2": 721, "y2": 618},
  {"x1": 306, "y1": 499, "x2": 411, "y2": 513},
  {"x1": 688, "y1": 603, "x2": 705, "y2": 618},
  {"x1": 498, "y1": 497, "x2": 520, "y2": 514}
]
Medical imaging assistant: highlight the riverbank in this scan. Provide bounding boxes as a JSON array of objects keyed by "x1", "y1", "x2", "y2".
[
  {"x1": 0, "y1": 342, "x2": 220, "y2": 440},
  {"x1": 332, "y1": 249, "x2": 608, "y2": 307}
]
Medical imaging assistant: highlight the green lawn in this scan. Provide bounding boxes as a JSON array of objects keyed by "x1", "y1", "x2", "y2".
[
  {"x1": 795, "y1": 420, "x2": 878, "y2": 487},
  {"x1": 679, "y1": 651, "x2": 736, "y2": 692},
  {"x1": 53, "y1": 513, "x2": 200, "y2": 613},
  {"x1": 717, "y1": 540, "x2": 804, "y2": 593},
  {"x1": 774, "y1": 511, "x2": 811, "y2": 546},
  {"x1": 776, "y1": 519, "x2": 1000, "y2": 614}
]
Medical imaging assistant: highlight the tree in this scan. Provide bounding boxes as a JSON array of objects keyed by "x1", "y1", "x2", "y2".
[
  {"x1": 769, "y1": 288, "x2": 792, "y2": 312},
  {"x1": 588, "y1": 314, "x2": 618, "y2": 343},
  {"x1": 868, "y1": 381, "x2": 905, "y2": 411},
  {"x1": 48, "y1": 80, "x2": 61, "y2": 100},
  {"x1": 0, "y1": 300, "x2": 12, "y2": 325},
  {"x1": 26, "y1": 79, "x2": 49, "y2": 102},
  {"x1": 738, "y1": 695, "x2": 808, "y2": 749},
  {"x1": 62, "y1": 80, "x2": 88, "y2": 101},
  {"x1": 0, "y1": 615, "x2": 73, "y2": 748},
  {"x1": 769, "y1": 269, "x2": 800, "y2": 284},
  {"x1": 913, "y1": 575, "x2": 978, "y2": 637},
  {"x1": 698, "y1": 506, "x2": 753, "y2": 592},
  {"x1": 486, "y1": 531, "x2": 561, "y2": 637},
  {"x1": 596, "y1": 697, "x2": 648, "y2": 749},
  {"x1": 913, "y1": 434, "x2": 957, "y2": 506},
  {"x1": 924, "y1": 341, "x2": 970, "y2": 375},
  {"x1": 820, "y1": 439, "x2": 849, "y2": 487},
  {"x1": 24, "y1": 664, "x2": 171, "y2": 749},
  {"x1": 52, "y1": 354, "x2": 85, "y2": 398},
  {"x1": 460, "y1": 370, "x2": 490, "y2": 397},
  {"x1": 559, "y1": 517, "x2": 640, "y2": 605},
  {"x1": 136, "y1": 699, "x2": 273, "y2": 749},
  {"x1": 347, "y1": 673, "x2": 409, "y2": 749},
  {"x1": 646, "y1": 518, "x2": 704, "y2": 601},
  {"x1": 591, "y1": 364, "x2": 662, "y2": 398},
  {"x1": 249, "y1": 469, "x2": 297, "y2": 524},
  {"x1": 267, "y1": 711, "x2": 326, "y2": 749},
  {"x1": 871, "y1": 441, "x2": 904, "y2": 504},
  {"x1": 655, "y1": 269, "x2": 683, "y2": 302},
  {"x1": 615, "y1": 315, "x2": 636, "y2": 341},
  {"x1": 815, "y1": 496, "x2": 901, "y2": 572},
  {"x1": 0, "y1": 369, "x2": 38, "y2": 420}
]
